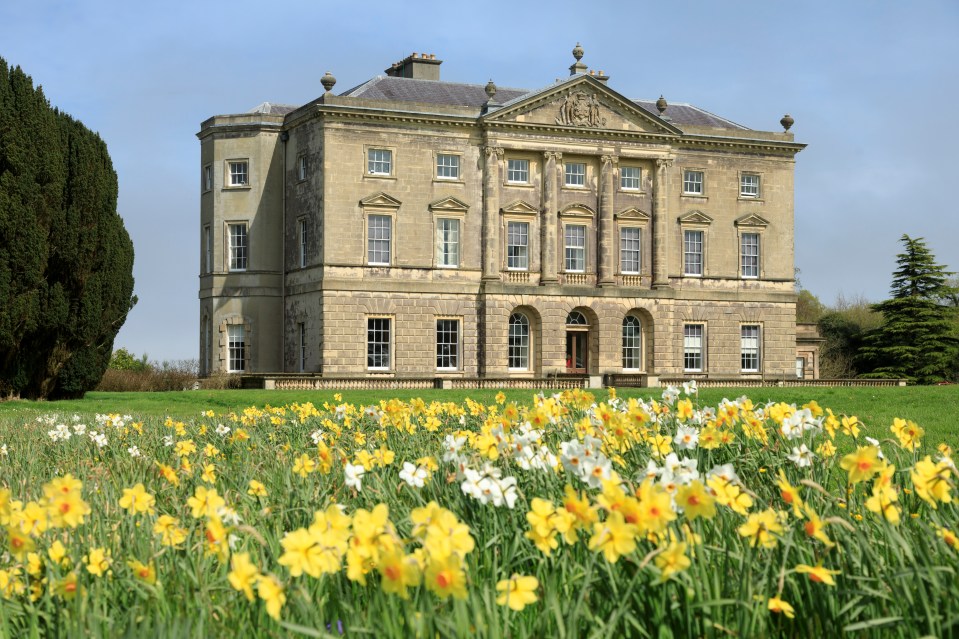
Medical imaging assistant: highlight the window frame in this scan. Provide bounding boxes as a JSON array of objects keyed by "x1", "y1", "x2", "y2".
[
  {"x1": 298, "y1": 322, "x2": 307, "y2": 373},
  {"x1": 298, "y1": 218, "x2": 308, "y2": 268},
  {"x1": 435, "y1": 153, "x2": 461, "y2": 181},
  {"x1": 203, "y1": 225, "x2": 212, "y2": 274},
  {"x1": 741, "y1": 324, "x2": 761, "y2": 373},
  {"x1": 227, "y1": 324, "x2": 246, "y2": 373},
  {"x1": 682, "y1": 169, "x2": 704, "y2": 196},
  {"x1": 683, "y1": 229, "x2": 704, "y2": 277},
  {"x1": 622, "y1": 315, "x2": 643, "y2": 371},
  {"x1": 203, "y1": 164, "x2": 213, "y2": 192},
  {"x1": 435, "y1": 217, "x2": 461, "y2": 268},
  {"x1": 366, "y1": 148, "x2": 393, "y2": 177},
  {"x1": 683, "y1": 324, "x2": 705, "y2": 373},
  {"x1": 297, "y1": 155, "x2": 308, "y2": 182},
  {"x1": 620, "y1": 165, "x2": 641, "y2": 191},
  {"x1": 564, "y1": 223, "x2": 587, "y2": 273},
  {"x1": 740, "y1": 231, "x2": 760, "y2": 279},
  {"x1": 506, "y1": 158, "x2": 530, "y2": 185},
  {"x1": 366, "y1": 213, "x2": 392, "y2": 266},
  {"x1": 227, "y1": 222, "x2": 248, "y2": 272},
  {"x1": 564, "y1": 162, "x2": 586, "y2": 188},
  {"x1": 740, "y1": 173, "x2": 761, "y2": 198},
  {"x1": 619, "y1": 226, "x2": 642, "y2": 274},
  {"x1": 506, "y1": 220, "x2": 530, "y2": 271},
  {"x1": 226, "y1": 160, "x2": 249, "y2": 188},
  {"x1": 366, "y1": 316, "x2": 392, "y2": 371},
  {"x1": 508, "y1": 312, "x2": 531, "y2": 371},
  {"x1": 435, "y1": 318, "x2": 460, "y2": 371}
]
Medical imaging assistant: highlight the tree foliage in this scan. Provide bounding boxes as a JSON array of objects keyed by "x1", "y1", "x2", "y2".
[
  {"x1": 0, "y1": 59, "x2": 135, "y2": 399},
  {"x1": 796, "y1": 289, "x2": 826, "y2": 324},
  {"x1": 857, "y1": 235, "x2": 958, "y2": 384}
]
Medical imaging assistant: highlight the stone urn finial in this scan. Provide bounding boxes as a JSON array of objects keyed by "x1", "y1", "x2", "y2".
[
  {"x1": 321, "y1": 71, "x2": 337, "y2": 94},
  {"x1": 572, "y1": 42, "x2": 584, "y2": 62},
  {"x1": 485, "y1": 79, "x2": 497, "y2": 101},
  {"x1": 656, "y1": 95, "x2": 667, "y2": 115},
  {"x1": 780, "y1": 113, "x2": 794, "y2": 131}
]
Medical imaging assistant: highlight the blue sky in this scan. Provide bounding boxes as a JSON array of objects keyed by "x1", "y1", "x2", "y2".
[{"x1": 2, "y1": 0, "x2": 957, "y2": 361}]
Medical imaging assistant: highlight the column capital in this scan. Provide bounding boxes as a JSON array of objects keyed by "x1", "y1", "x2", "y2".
[
  {"x1": 656, "y1": 158, "x2": 674, "y2": 170},
  {"x1": 543, "y1": 150, "x2": 563, "y2": 162},
  {"x1": 484, "y1": 145, "x2": 505, "y2": 159},
  {"x1": 600, "y1": 154, "x2": 618, "y2": 167}
]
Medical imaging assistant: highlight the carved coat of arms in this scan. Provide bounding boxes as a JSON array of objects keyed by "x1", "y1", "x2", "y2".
[{"x1": 555, "y1": 91, "x2": 607, "y2": 128}]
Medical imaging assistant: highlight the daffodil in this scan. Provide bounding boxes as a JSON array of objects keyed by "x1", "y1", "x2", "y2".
[
  {"x1": 228, "y1": 552, "x2": 260, "y2": 601},
  {"x1": 496, "y1": 574, "x2": 539, "y2": 611},
  {"x1": 795, "y1": 562, "x2": 841, "y2": 586},
  {"x1": 118, "y1": 483, "x2": 156, "y2": 516},
  {"x1": 257, "y1": 575, "x2": 286, "y2": 620},
  {"x1": 768, "y1": 596, "x2": 795, "y2": 618}
]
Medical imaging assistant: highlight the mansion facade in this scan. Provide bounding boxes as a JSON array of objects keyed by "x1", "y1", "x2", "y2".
[{"x1": 198, "y1": 45, "x2": 805, "y2": 384}]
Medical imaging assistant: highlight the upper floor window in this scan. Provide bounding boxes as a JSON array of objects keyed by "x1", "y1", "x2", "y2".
[
  {"x1": 683, "y1": 170, "x2": 703, "y2": 195},
  {"x1": 620, "y1": 166, "x2": 641, "y2": 190},
  {"x1": 297, "y1": 155, "x2": 308, "y2": 181},
  {"x1": 228, "y1": 161, "x2": 249, "y2": 187},
  {"x1": 507, "y1": 159, "x2": 529, "y2": 184},
  {"x1": 367, "y1": 215, "x2": 391, "y2": 265},
  {"x1": 741, "y1": 232, "x2": 760, "y2": 278},
  {"x1": 564, "y1": 162, "x2": 586, "y2": 187},
  {"x1": 740, "y1": 173, "x2": 760, "y2": 198},
  {"x1": 620, "y1": 227, "x2": 641, "y2": 274},
  {"x1": 683, "y1": 229, "x2": 703, "y2": 276},
  {"x1": 564, "y1": 225, "x2": 586, "y2": 272},
  {"x1": 368, "y1": 149, "x2": 392, "y2": 176},
  {"x1": 436, "y1": 154, "x2": 460, "y2": 180},
  {"x1": 203, "y1": 165, "x2": 212, "y2": 192},
  {"x1": 299, "y1": 218, "x2": 308, "y2": 268},
  {"x1": 228, "y1": 223, "x2": 248, "y2": 271},
  {"x1": 203, "y1": 225, "x2": 212, "y2": 274},
  {"x1": 507, "y1": 221, "x2": 529, "y2": 270},
  {"x1": 436, "y1": 218, "x2": 460, "y2": 267}
]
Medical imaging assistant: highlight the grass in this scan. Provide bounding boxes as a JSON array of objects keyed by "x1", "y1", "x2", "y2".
[{"x1": 1, "y1": 385, "x2": 956, "y2": 447}]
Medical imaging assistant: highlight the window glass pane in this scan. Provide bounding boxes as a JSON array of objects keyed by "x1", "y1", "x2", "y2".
[
  {"x1": 683, "y1": 170, "x2": 703, "y2": 194},
  {"x1": 741, "y1": 325, "x2": 760, "y2": 371},
  {"x1": 228, "y1": 325, "x2": 245, "y2": 372},
  {"x1": 368, "y1": 215, "x2": 391, "y2": 264},
  {"x1": 741, "y1": 232, "x2": 759, "y2": 278},
  {"x1": 683, "y1": 230, "x2": 703, "y2": 276},
  {"x1": 620, "y1": 166, "x2": 641, "y2": 190},
  {"x1": 507, "y1": 159, "x2": 529, "y2": 183},
  {"x1": 508, "y1": 313, "x2": 530, "y2": 370},
  {"x1": 298, "y1": 156, "x2": 307, "y2": 181},
  {"x1": 437, "y1": 218, "x2": 460, "y2": 267},
  {"x1": 620, "y1": 227, "x2": 641, "y2": 273},
  {"x1": 565, "y1": 163, "x2": 586, "y2": 187},
  {"x1": 436, "y1": 319, "x2": 459, "y2": 369},
  {"x1": 507, "y1": 221, "x2": 529, "y2": 270},
  {"x1": 368, "y1": 149, "x2": 392, "y2": 175},
  {"x1": 741, "y1": 174, "x2": 760, "y2": 197},
  {"x1": 622, "y1": 316, "x2": 642, "y2": 369},
  {"x1": 299, "y1": 219, "x2": 308, "y2": 268},
  {"x1": 436, "y1": 154, "x2": 459, "y2": 179},
  {"x1": 683, "y1": 324, "x2": 703, "y2": 371},
  {"x1": 204, "y1": 165, "x2": 212, "y2": 191},
  {"x1": 367, "y1": 318, "x2": 390, "y2": 369},
  {"x1": 229, "y1": 161, "x2": 248, "y2": 186},
  {"x1": 229, "y1": 223, "x2": 248, "y2": 271},
  {"x1": 564, "y1": 225, "x2": 586, "y2": 272}
]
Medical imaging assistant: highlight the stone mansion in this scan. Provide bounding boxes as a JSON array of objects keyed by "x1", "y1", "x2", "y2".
[{"x1": 198, "y1": 45, "x2": 806, "y2": 384}]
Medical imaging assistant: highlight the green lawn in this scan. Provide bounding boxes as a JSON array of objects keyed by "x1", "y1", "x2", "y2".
[{"x1": 1, "y1": 385, "x2": 955, "y2": 446}]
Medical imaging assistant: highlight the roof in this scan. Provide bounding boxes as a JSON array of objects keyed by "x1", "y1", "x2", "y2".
[
  {"x1": 337, "y1": 75, "x2": 750, "y2": 130},
  {"x1": 248, "y1": 101, "x2": 299, "y2": 115}
]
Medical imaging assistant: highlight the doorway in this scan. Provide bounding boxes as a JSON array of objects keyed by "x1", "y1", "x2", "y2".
[{"x1": 565, "y1": 311, "x2": 589, "y2": 373}]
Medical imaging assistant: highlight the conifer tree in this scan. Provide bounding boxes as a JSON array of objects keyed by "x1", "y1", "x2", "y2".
[
  {"x1": 0, "y1": 58, "x2": 135, "y2": 399},
  {"x1": 858, "y1": 235, "x2": 958, "y2": 384}
]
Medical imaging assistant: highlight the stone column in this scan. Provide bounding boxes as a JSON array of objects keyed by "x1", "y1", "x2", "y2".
[
  {"x1": 652, "y1": 158, "x2": 673, "y2": 288},
  {"x1": 482, "y1": 146, "x2": 504, "y2": 280},
  {"x1": 598, "y1": 154, "x2": 617, "y2": 286},
  {"x1": 540, "y1": 151, "x2": 560, "y2": 284}
]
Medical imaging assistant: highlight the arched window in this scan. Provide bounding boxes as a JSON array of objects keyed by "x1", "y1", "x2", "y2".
[
  {"x1": 508, "y1": 313, "x2": 530, "y2": 370},
  {"x1": 622, "y1": 316, "x2": 642, "y2": 370},
  {"x1": 566, "y1": 311, "x2": 588, "y2": 326}
]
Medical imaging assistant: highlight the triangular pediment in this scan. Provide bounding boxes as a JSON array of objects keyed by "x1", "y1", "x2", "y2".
[
  {"x1": 429, "y1": 196, "x2": 470, "y2": 212},
  {"x1": 359, "y1": 192, "x2": 402, "y2": 208},
  {"x1": 615, "y1": 207, "x2": 650, "y2": 221},
  {"x1": 735, "y1": 213, "x2": 770, "y2": 227},
  {"x1": 483, "y1": 75, "x2": 681, "y2": 136},
  {"x1": 501, "y1": 199, "x2": 539, "y2": 216},
  {"x1": 560, "y1": 203, "x2": 596, "y2": 217},
  {"x1": 678, "y1": 210, "x2": 714, "y2": 225}
]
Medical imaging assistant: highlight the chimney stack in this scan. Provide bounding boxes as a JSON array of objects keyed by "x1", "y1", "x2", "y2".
[{"x1": 385, "y1": 52, "x2": 443, "y2": 80}]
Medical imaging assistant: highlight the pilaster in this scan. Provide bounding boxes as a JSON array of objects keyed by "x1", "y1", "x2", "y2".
[
  {"x1": 482, "y1": 146, "x2": 504, "y2": 280},
  {"x1": 652, "y1": 158, "x2": 673, "y2": 289},
  {"x1": 598, "y1": 154, "x2": 617, "y2": 286},
  {"x1": 540, "y1": 151, "x2": 561, "y2": 284}
]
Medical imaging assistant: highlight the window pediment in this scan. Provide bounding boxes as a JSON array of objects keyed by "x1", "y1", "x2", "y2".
[
  {"x1": 501, "y1": 199, "x2": 539, "y2": 216},
  {"x1": 735, "y1": 213, "x2": 770, "y2": 228},
  {"x1": 678, "y1": 210, "x2": 714, "y2": 225},
  {"x1": 615, "y1": 207, "x2": 650, "y2": 221},
  {"x1": 560, "y1": 203, "x2": 596, "y2": 218},
  {"x1": 360, "y1": 192, "x2": 402, "y2": 209},
  {"x1": 429, "y1": 196, "x2": 470, "y2": 213}
]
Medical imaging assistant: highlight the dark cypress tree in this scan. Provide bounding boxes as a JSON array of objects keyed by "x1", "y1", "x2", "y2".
[
  {"x1": 858, "y1": 235, "x2": 959, "y2": 384},
  {"x1": 0, "y1": 59, "x2": 135, "y2": 399}
]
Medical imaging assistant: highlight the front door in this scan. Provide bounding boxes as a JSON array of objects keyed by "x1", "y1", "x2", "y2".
[{"x1": 566, "y1": 331, "x2": 587, "y2": 373}]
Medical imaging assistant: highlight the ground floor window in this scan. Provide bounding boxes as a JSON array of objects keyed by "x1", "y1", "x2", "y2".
[
  {"x1": 796, "y1": 357, "x2": 806, "y2": 379},
  {"x1": 228, "y1": 325, "x2": 246, "y2": 372},
  {"x1": 298, "y1": 322, "x2": 307, "y2": 372},
  {"x1": 436, "y1": 319, "x2": 459, "y2": 370},
  {"x1": 683, "y1": 324, "x2": 704, "y2": 372},
  {"x1": 622, "y1": 316, "x2": 642, "y2": 370},
  {"x1": 367, "y1": 318, "x2": 391, "y2": 370},
  {"x1": 508, "y1": 313, "x2": 530, "y2": 370},
  {"x1": 741, "y1": 325, "x2": 760, "y2": 372}
]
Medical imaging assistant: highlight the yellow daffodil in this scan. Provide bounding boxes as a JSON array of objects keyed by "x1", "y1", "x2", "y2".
[
  {"x1": 228, "y1": 552, "x2": 260, "y2": 601},
  {"x1": 795, "y1": 562, "x2": 841, "y2": 586},
  {"x1": 118, "y1": 483, "x2": 155, "y2": 516},
  {"x1": 496, "y1": 574, "x2": 539, "y2": 611}
]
